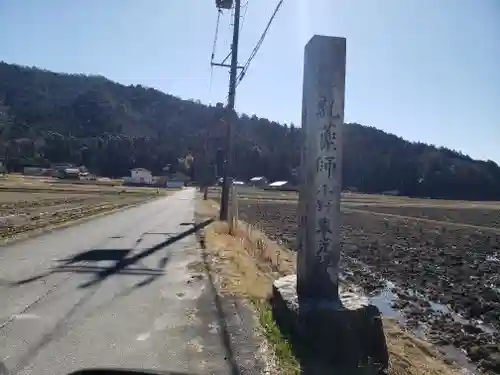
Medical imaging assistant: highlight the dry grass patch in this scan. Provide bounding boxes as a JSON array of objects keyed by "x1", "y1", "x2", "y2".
[
  {"x1": 203, "y1": 220, "x2": 278, "y2": 299},
  {"x1": 384, "y1": 321, "x2": 459, "y2": 375},
  {"x1": 200, "y1": 217, "x2": 299, "y2": 375}
]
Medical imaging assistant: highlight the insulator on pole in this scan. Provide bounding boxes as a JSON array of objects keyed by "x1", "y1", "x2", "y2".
[{"x1": 216, "y1": 0, "x2": 233, "y2": 10}]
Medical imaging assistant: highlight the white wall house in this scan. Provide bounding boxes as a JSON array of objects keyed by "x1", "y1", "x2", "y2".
[
  {"x1": 265, "y1": 180, "x2": 297, "y2": 191},
  {"x1": 130, "y1": 168, "x2": 153, "y2": 185},
  {"x1": 249, "y1": 176, "x2": 268, "y2": 187}
]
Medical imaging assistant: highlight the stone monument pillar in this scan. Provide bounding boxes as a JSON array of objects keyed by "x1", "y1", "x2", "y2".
[
  {"x1": 272, "y1": 35, "x2": 389, "y2": 372},
  {"x1": 297, "y1": 35, "x2": 345, "y2": 305}
]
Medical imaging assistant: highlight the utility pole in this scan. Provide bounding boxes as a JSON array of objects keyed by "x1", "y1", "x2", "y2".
[{"x1": 215, "y1": 0, "x2": 241, "y2": 221}]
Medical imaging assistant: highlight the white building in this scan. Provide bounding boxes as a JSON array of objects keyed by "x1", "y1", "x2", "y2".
[
  {"x1": 249, "y1": 176, "x2": 268, "y2": 187},
  {"x1": 265, "y1": 180, "x2": 297, "y2": 191},
  {"x1": 130, "y1": 168, "x2": 153, "y2": 185}
]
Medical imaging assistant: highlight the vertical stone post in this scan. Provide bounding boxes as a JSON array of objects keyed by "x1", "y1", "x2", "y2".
[
  {"x1": 272, "y1": 35, "x2": 388, "y2": 370},
  {"x1": 297, "y1": 35, "x2": 346, "y2": 305}
]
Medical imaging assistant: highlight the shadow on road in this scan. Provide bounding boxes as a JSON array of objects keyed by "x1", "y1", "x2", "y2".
[
  {"x1": 13, "y1": 273, "x2": 49, "y2": 285},
  {"x1": 78, "y1": 218, "x2": 214, "y2": 289},
  {"x1": 10, "y1": 219, "x2": 215, "y2": 291},
  {"x1": 7, "y1": 218, "x2": 215, "y2": 375},
  {"x1": 69, "y1": 368, "x2": 201, "y2": 375},
  {"x1": 57, "y1": 249, "x2": 132, "y2": 264}
]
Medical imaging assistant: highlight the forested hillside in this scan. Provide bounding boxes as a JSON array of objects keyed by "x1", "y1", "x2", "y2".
[{"x1": 0, "y1": 62, "x2": 499, "y2": 200}]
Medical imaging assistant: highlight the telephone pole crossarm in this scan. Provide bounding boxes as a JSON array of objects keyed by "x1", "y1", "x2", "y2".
[{"x1": 210, "y1": 62, "x2": 244, "y2": 69}]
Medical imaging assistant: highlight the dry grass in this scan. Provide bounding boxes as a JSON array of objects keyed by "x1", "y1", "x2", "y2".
[
  {"x1": 384, "y1": 323, "x2": 459, "y2": 375},
  {"x1": 200, "y1": 217, "x2": 299, "y2": 375},
  {"x1": 203, "y1": 219, "x2": 295, "y2": 300},
  {"x1": 196, "y1": 196, "x2": 461, "y2": 375}
]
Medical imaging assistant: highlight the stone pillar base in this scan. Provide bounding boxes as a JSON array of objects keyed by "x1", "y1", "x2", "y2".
[{"x1": 271, "y1": 275, "x2": 389, "y2": 373}]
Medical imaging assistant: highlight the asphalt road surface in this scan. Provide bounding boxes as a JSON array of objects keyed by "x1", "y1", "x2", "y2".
[{"x1": 0, "y1": 188, "x2": 259, "y2": 375}]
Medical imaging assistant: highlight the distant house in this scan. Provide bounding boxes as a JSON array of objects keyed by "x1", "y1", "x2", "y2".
[
  {"x1": 216, "y1": 177, "x2": 245, "y2": 186},
  {"x1": 78, "y1": 165, "x2": 89, "y2": 173},
  {"x1": 265, "y1": 180, "x2": 297, "y2": 191},
  {"x1": 79, "y1": 172, "x2": 96, "y2": 181},
  {"x1": 249, "y1": 176, "x2": 268, "y2": 187},
  {"x1": 164, "y1": 172, "x2": 190, "y2": 188},
  {"x1": 51, "y1": 163, "x2": 77, "y2": 178},
  {"x1": 23, "y1": 167, "x2": 46, "y2": 176},
  {"x1": 129, "y1": 168, "x2": 153, "y2": 185},
  {"x1": 52, "y1": 163, "x2": 76, "y2": 169},
  {"x1": 58, "y1": 168, "x2": 80, "y2": 179}
]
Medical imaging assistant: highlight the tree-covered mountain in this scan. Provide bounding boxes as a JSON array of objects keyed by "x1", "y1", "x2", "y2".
[{"x1": 0, "y1": 61, "x2": 499, "y2": 200}]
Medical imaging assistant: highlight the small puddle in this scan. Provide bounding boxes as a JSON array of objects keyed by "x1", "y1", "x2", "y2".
[
  {"x1": 368, "y1": 281, "x2": 402, "y2": 320},
  {"x1": 340, "y1": 263, "x2": 487, "y2": 375},
  {"x1": 343, "y1": 256, "x2": 499, "y2": 334},
  {"x1": 366, "y1": 283, "x2": 482, "y2": 374},
  {"x1": 427, "y1": 301, "x2": 498, "y2": 336}
]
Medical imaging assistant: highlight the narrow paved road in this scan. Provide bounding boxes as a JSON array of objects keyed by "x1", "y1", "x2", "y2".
[{"x1": 0, "y1": 188, "x2": 250, "y2": 375}]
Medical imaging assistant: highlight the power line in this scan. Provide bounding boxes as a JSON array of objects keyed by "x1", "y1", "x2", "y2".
[
  {"x1": 209, "y1": 9, "x2": 223, "y2": 97},
  {"x1": 236, "y1": 0, "x2": 284, "y2": 86},
  {"x1": 239, "y1": 0, "x2": 249, "y2": 34},
  {"x1": 229, "y1": 3, "x2": 235, "y2": 29},
  {"x1": 210, "y1": 9, "x2": 223, "y2": 64},
  {"x1": 237, "y1": 0, "x2": 283, "y2": 84}
]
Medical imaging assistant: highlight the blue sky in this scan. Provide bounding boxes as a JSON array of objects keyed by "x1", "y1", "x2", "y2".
[{"x1": 1, "y1": 0, "x2": 499, "y2": 162}]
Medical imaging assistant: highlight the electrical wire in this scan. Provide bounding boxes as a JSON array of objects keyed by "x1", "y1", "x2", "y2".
[
  {"x1": 239, "y1": 0, "x2": 249, "y2": 34},
  {"x1": 209, "y1": 9, "x2": 223, "y2": 97},
  {"x1": 211, "y1": 9, "x2": 222, "y2": 64},
  {"x1": 229, "y1": 3, "x2": 235, "y2": 29},
  {"x1": 236, "y1": 0, "x2": 284, "y2": 86}
]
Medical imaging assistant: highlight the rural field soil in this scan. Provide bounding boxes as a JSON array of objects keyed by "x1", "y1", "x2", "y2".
[
  {"x1": 0, "y1": 179, "x2": 161, "y2": 240},
  {"x1": 227, "y1": 193, "x2": 500, "y2": 374},
  {"x1": 353, "y1": 205, "x2": 500, "y2": 229}
]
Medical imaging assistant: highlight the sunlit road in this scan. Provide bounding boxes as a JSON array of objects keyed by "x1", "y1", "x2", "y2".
[{"x1": 0, "y1": 188, "x2": 240, "y2": 375}]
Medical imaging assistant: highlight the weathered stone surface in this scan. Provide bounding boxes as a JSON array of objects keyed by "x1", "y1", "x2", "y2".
[
  {"x1": 297, "y1": 35, "x2": 346, "y2": 301},
  {"x1": 272, "y1": 275, "x2": 389, "y2": 371},
  {"x1": 279, "y1": 34, "x2": 389, "y2": 374}
]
